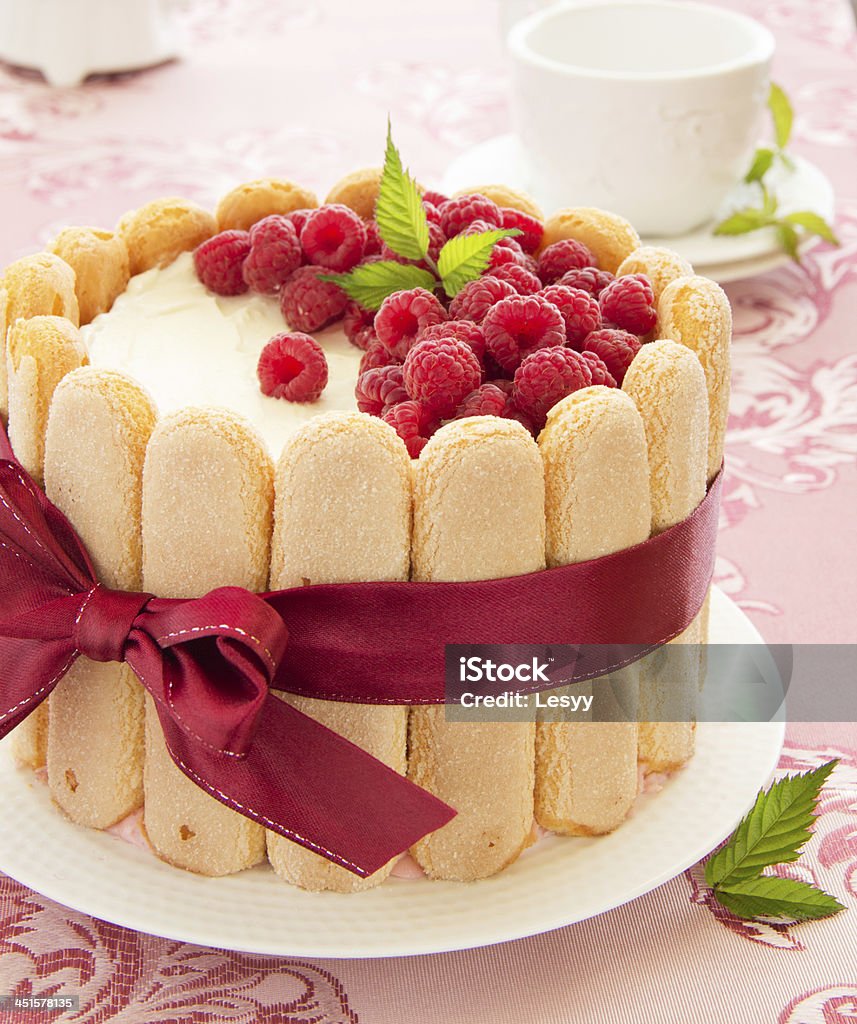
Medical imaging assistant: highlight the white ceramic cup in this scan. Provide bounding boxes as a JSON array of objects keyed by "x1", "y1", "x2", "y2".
[{"x1": 508, "y1": 0, "x2": 775, "y2": 236}]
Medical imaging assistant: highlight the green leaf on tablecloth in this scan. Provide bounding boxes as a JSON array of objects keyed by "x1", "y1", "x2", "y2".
[
  {"x1": 745, "y1": 148, "x2": 775, "y2": 184},
  {"x1": 769, "y1": 82, "x2": 794, "y2": 150},
  {"x1": 715, "y1": 876, "x2": 845, "y2": 922},
  {"x1": 705, "y1": 760, "x2": 838, "y2": 889},
  {"x1": 782, "y1": 211, "x2": 840, "y2": 245},
  {"x1": 375, "y1": 119, "x2": 431, "y2": 263},
  {"x1": 320, "y1": 261, "x2": 437, "y2": 311},
  {"x1": 437, "y1": 228, "x2": 522, "y2": 297}
]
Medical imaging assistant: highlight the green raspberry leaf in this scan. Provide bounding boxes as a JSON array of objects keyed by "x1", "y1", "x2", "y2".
[
  {"x1": 782, "y1": 211, "x2": 840, "y2": 245},
  {"x1": 715, "y1": 876, "x2": 845, "y2": 922},
  {"x1": 745, "y1": 148, "x2": 775, "y2": 184},
  {"x1": 375, "y1": 120, "x2": 430, "y2": 262},
  {"x1": 769, "y1": 82, "x2": 794, "y2": 150},
  {"x1": 438, "y1": 228, "x2": 522, "y2": 297},
  {"x1": 713, "y1": 208, "x2": 772, "y2": 236},
  {"x1": 320, "y1": 261, "x2": 436, "y2": 312},
  {"x1": 705, "y1": 760, "x2": 839, "y2": 889}
]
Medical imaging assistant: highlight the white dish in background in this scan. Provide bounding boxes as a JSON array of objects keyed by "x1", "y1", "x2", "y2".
[
  {"x1": 442, "y1": 134, "x2": 835, "y2": 283},
  {"x1": 0, "y1": 588, "x2": 784, "y2": 958}
]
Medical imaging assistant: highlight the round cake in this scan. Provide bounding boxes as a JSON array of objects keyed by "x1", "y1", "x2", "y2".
[{"x1": 0, "y1": 159, "x2": 731, "y2": 892}]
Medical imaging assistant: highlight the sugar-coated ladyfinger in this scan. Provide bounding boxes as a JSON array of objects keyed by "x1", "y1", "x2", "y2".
[
  {"x1": 117, "y1": 198, "x2": 216, "y2": 276},
  {"x1": 452, "y1": 184, "x2": 543, "y2": 220},
  {"x1": 408, "y1": 417, "x2": 544, "y2": 881},
  {"x1": 43, "y1": 368, "x2": 156, "y2": 827},
  {"x1": 266, "y1": 412, "x2": 411, "y2": 892},
  {"x1": 325, "y1": 168, "x2": 383, "y2": 220},
  {"x1": 536, "y1": 387, "x2": 652, "y2": 835},
  {"x1": 658, "y1": 275, "x2": 731, "y2": 483},
  {"x1": 616, "y1": 246, "x2": 693, "y2": 303},
  {"x1": 142, "y1": 408, "x2": 272, "y2": 875},
  {"x1": 216, "y1": 179, "x2": 319, "y2": 232},
  {"x1": 623, "y1": 341, "x2": 709, "y2": 771},
  {"x1": 539, "y1": 207, "x2": 641, "y2": 272},
  {"x1": 49, "y1": 227, "x2": 130, "y2": 325},
  {"x1": 6, "y1": 316, "x2": 87, "y2": 486}
]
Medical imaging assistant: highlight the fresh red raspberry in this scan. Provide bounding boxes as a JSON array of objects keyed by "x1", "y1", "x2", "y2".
[
  {"x1": 483, "y1": 294, "x2": 566, "y2": 373},
  {"x1": 500, "y1": 208, "x2": 543, "y2": 254},
  {"x1": 539, "y1": 284, "x2": 602, "y2": 348},
  {"x1": 513, "y1": 347, "x2": 594, "y2": 429},
  {"x1": 448, "y1": 383, "x2": 508, "y2": 421},
  {"x1": 403, "y1": 336, "x2": 482, "y2": 418},
  {"x1": 579, "y1": 350, "x2": 617, "y2": 388},
  {"x1": 374, "y1": 287, "x2": 447, "y2": 361},
  {"x1": 557, "y1": 266, "x2": 615, "y2": 298},
  {"x1": 382, "y1": 399, "x2": 434, "y2": 458},
  {"x1": 448, "y1": 276, "x2": 516, "y2": 322},
  {"x1": 359, "y1": 340, "x2": 399, "y2": 374},
  {"x1": 257, "y1": 332, "x2": 328, "y2": 402},
  {"x1": 285, "y1": 208, "x2": 313, "y2": 238},
  {"x1": 418, "y1": 319, "x2": 486, "y2": 366},
  {"x1": 439, "y1": 193, "x2": 503, "y2": 237},
  {"x1": 381, "y1": 221, "x2": 445, "y2": 266},
  {"x1": 355, "y1": 365, "x2": 409, "y2": 416},
  {"x1": 364, "y1": 220, "x2": 382, "y2": 256},
  {"x1": 487, "y1": 378, "x2": 514, "y2": 396},
  {"x1": 422, "y1": 189, "x2": 449, "y2": 208},
  {"x1": 343, "y1": 301, "x2": 375, "y2": 347},
  {"x1": 193, "y1": 230, "x2": 251, "y2": 296},
  {"x1": 422, "y1": 201, "x2": 442, "y2": 226},
  {"x1": 599, "y1": 274, "x2": 657, "y2": 335},
  {"x1": 279, "y1": 266, "x2": 348, "y2": 332},
  {"x1": 241, "y1": 216, "x2": 301, "y2": 294},
  {"x1": 488, "y1": 245, "x2": 539, "y2": 276},
  {"x1": 461, "y1": 218, "x2": 500, "y2": 237},
  {"x1": 582, "y1": 328, "x2": 642, "y2": 386},
  {"x1": 490, "y1": 263, "x2": 542, "y2": 295},
  {"x1": 300, "y1": 203, "x2": 367, "y2": 272},
  {"x1": 538, "y1": 238, "x2": 597, "y2": 283}
]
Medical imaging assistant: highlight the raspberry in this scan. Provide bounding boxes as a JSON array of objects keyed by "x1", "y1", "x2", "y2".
[
  {"x1": 599, "y1": 274, "x2": 657, "y2": 335},
  {"x1": 300, "y1": 204, "x2": 367, "y2": 272},
  {"x1": 418, "y1": 319, "x2": 486, "y2": 366},
  {"x1": 487, "y1": 378, "x2": 514, "y2": 396},
  {"x1": 539, "y1": 285, "x2": 602, "y2": 348},
  {"x1": 194, "y1": 230, "x2": 251, "y2": 296},
  {"x1": 557, "y1": 267, "x2": 615, "y2": 298},
  {"x1": 439, "y1": 193, "x2": 502, "y2": 237},
  {"x1": 500, "y1": 208, "x2": 543, "y2": 254},
  {"x1": 403, "y1": 336, "x2": 482, "y2": 418},
  {"x1": 382, "y1": 400, "x2": 433, "y2": 458},
  {"x1": 364, "y1": 220, "x2": 382, "y2": 256},
  {"x1": 488, "y1": 245, "x2": 539, "y2": 277},
  {"x1": 279, "y1": 266, "x2": 348, "y2": 333},
  {"x1": 538, "y1": 239, "x2": 596, "y2": 284},
  {"x1": 582, "y1": 328, "x2": 642, "y2": 386},
  {"x1": 490, "y1": 263, "x2": 542, "y2": 295},
  {"x1": 242, "y1": 216, "x2": 301, "y2": 294},
  {"x1": 285, "y1": 208, "x2": 313, "y2": 237},
  {"x1": 448, "y1": 383, "x2": 508, "y2": 421},
  {"x1": 422, "y1": 201, "x2": 442, "y2": 226},
  {"x1": 580, "y1": 350, "x2": 617, "y2": 388},
  {"x1": 257, "y1": 332, "x2": 328, "y2": 402},
  {"x1": 513, "y1": 347, "x2": 593, "y2": 430},
  {"x1": 483, "y1": 294, "x2": 566, "y2": 373},
  {"x1": 422, "y1": 189, "x2": 449, "y2": 208},
  {"x1": 374, "y1": 287, "x2": 447, "y2": 361},
  {"x1": 462, "y1": 218, "x2": 500, "y2": 237},
  {"x1": 448, "y1": 276, "x2": 516, "y2": 322},
  {"x1": 359, "y1": 340, "x2": 399, "y2": 374},
  {"x1": 343, "y1": 301, "x2": 375, "y2": 347},
  {"x1": 355, "y1": 365, "x2": 409, "y2": 416}
]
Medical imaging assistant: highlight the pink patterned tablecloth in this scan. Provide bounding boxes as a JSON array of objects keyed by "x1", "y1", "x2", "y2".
[{"x1": 1, "y1": 1, "x2": 856, "y2": 1021}]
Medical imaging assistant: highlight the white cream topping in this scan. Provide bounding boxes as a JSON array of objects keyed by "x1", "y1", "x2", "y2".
[{"x1": 81, "y1": 252, "x2": 362, "y2": 457}]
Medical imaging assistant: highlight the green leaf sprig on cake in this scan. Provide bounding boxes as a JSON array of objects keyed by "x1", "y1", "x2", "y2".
[{"x1": 705, "y1": 759, "x2": 845, "y2": 923}]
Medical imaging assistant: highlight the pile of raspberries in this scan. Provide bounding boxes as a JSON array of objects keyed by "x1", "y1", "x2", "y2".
[{"x1": 193, "y1": 192, "x2": 657, "y2": 458}]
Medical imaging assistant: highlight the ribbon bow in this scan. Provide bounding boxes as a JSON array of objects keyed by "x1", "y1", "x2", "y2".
[{"x1": 0, "y1": 444, "x2": 455, "y2": 877}]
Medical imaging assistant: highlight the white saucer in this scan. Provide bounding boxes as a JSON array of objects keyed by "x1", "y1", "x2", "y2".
[
  {"x1": 0, "y1": 588, "x2": 784, "y2": 958},
  {"x1": 442, "y1": 134, "x2": 835, "y2": 283}
]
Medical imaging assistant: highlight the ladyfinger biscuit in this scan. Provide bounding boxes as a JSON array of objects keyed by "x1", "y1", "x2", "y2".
[
  {"x1": 452, "y1": 184, "x2": 543, "y2": 220},
  {"x1": 325, "y1": 167, "x2": 383, "y2": 220},
  {"x1": 409, "y1": 418, "x2": 544, "y2": 881},
  {"x1": 6, "y1": 316, "x2": 87, "y2": 486},
  {"x1": 43, "y1": 368, "x2": 156, "y2": 828},
  {"x1": 215, "y1": 179, "x2": 319, "y2": 232},
  {"x1": 117, "y1": 198, "x2": 216, "y2": 276},
  {"x1": 1, "y1": 252, "x2": 79, "y2": 417},
  {"x1": 536, "y1": 387, "x2": 651, "y2": 835},
  {"x1": 623, "y1": 341, "x2": 709, "y2": 771},
  {"x1": 267, "y1": 412, "x2": 411, "y2": 892},
  {"x1": 49, "y1": 227, "x2": 130, "y2": 324},
  {"x1": 658, "y1": 275, "x2": 731, "y2": 482},
  {"x1": 539, "y1": 207, "x2": 641, "y2": 273},
  {"x1": 142, "y1": 408, "x2": 272, "y2": 875},
  {"x1": 616, "y1": 246, "x2": 693, "y2": 303}
]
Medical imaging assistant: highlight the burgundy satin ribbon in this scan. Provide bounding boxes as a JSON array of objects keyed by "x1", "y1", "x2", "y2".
[{"x1": 0, "y1": 419, "x2": 720, "y2": 876}]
